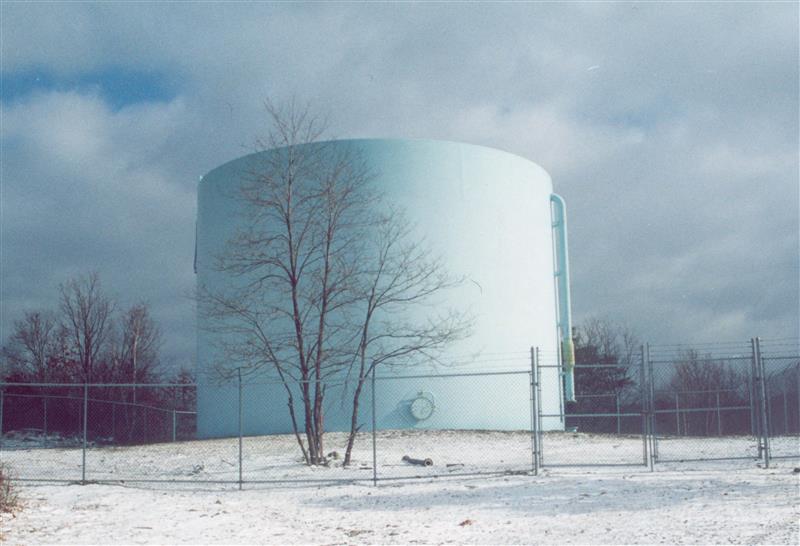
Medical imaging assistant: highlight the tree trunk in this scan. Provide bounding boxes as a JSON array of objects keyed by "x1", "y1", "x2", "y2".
[
  {"x1": 343, "y1": 378, "x2": 365, "y2": 467},
  {"x1": 313, "y1": 382, "x2": 325, "y2": 464},
  {"x1": 344, "y1": 344, "x2": 368, "y2": 467},
  {"x1": 302, "y1": 383, "x2": 319, "y2": 464},
  {"x1": 283, "y1": 385, "x2": 309, "y2": 464}
]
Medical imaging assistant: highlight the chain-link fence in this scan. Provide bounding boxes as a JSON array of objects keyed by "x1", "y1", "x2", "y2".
[
  {"x1": 1, "y1": 337, "x2": 797, "y2": 485},
  {"x1": 0, "y1": 369, "x2": 540, "y2": 486},
  {"x1": 0, "y1": 382, "x2": 197, "y2": 483},
  {"x1": 646, "y1": 339, "x2": 799, "y2": 465},
  {"x1": 531, "y1": 337, "x2": 799, "y2": 469}
]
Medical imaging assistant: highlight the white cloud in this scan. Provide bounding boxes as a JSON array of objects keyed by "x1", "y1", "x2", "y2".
[
  {"x1": 1, "y1": 2, "x2": 797, "y2": 364},
  {"x1": 1, "y1": 91, "x2": 197, "y2": 363}
]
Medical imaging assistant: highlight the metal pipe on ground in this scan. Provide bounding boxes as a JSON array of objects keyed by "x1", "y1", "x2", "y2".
[{"x1": 402, "y1": 455, "x2": 433, "y2": 466}]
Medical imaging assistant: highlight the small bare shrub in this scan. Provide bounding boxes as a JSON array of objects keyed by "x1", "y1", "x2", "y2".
[{"x1": 0, "y1": 463, "x2": 18, "y2": 513}]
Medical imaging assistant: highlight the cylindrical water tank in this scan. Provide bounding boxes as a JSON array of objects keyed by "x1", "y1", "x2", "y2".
[{"x1": 195, "y1": 139, "x2": 566, "y2": 436}]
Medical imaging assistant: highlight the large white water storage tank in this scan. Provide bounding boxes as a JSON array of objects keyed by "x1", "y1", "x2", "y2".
[{"x1": 195, "y1": 139, "x2": 570, "y2": 436}]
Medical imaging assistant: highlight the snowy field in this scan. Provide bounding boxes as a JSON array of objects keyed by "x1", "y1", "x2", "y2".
[{"x1": 1, "y1": 431, "x2": 799, "y2": 544}]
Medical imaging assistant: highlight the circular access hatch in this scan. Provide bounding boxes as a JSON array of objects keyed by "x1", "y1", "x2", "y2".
[{"x1": 409, "y1": 392, "x2": 436, "y2": 421}]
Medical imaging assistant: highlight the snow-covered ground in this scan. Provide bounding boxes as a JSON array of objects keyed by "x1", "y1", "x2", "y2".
[{"x1": 1, "y1": 431, "x2": 798, "y2": 544}]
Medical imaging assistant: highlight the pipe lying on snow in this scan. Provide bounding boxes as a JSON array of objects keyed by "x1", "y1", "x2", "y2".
[{"x1": 402, "y1": 455, "x2": 433, "y2": 466}]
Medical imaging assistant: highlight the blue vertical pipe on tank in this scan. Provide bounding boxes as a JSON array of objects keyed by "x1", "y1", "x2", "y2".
[{"x1": 550, "y1": 194, "x2": 576, "y2": 403}]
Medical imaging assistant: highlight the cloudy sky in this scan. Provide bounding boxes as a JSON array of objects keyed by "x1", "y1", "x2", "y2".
[{"x1": 1, "y1": 2, "x2": 797, "y2": 368}]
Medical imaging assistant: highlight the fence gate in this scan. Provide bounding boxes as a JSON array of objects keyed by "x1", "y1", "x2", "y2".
[
  {"x1": 533, "y1": 338, "x2": 799, "y2": 470},
  {"x1": 759, "y1": 339, "x2": 800, "y2": 460},
  {"x1": 532, "y1": 349, "x2": 649, "y2": 468},
  {"x1": 644, "y1": 341, "x2": 764, "y2": 463}
]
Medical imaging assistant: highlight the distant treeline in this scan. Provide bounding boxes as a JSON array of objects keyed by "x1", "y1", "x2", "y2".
[{"x1": 1, "y1": 272, "x2": 195, "y2": 444}]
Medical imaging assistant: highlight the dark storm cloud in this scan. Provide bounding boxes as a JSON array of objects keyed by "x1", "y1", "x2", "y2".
[{"x1": 1, "y1": 2, "x2": 797, "y2": 366}]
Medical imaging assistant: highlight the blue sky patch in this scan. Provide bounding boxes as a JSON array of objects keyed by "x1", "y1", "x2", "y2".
[{"x1": 1, "y1": 66, "x2": 177, "y2": 109}]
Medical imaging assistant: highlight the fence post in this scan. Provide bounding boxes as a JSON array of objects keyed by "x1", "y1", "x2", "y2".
[
  {"x1": 639, "y1": 345, "x2": 648, "y2": 467},
  {"x1": 615, "y1": 393, "x2": 621, "y2": 435},
  {"x1": 796, "y1": 364, "x2": 800, "y2": 436},
  {"x1": 0, "y1": 389, "x2": 4, "y2": 449},
  {"x1": 529, "y1": 347, "x2": 539, "y2": 476},
  {"x1": 172, "y1": 410, "x2": 177, "y2": 443},
  {"x1": 782, "y1": 383, "x2": 789, "y2": 435},
  {"x1": 371, "y1": 366, "x2": 377, "y2": 487},
  {"x1": 675, "y1": 393, "x2": 680, "y2": 436},
  {"x1": 43, "y1": 396, "x2": 48, "y2": 443},
  {"x1": 750, "y1": 339, "x2": 761, "y2": 449},
  {"x1": 755, "y1": 338, "x2": 770, "y2": 467},
  {"x1": 645, "y1": 344, "x2": 656, "y2": 470},
  {"x1": 716, "y1": 391, "x2": 722, "y2": 436},
  {"x1": 82, "y1": 383, "x2": 88, "y2": 484},
  {"x1": 750, "y1": 337, "x2": 769, "y2": 468},
  {"x1": 238, "y1": 368, "x2": 243, "y2": 490},
  {"x1": 748, "y1": 364, "x2": 756, "y2": 437},
  {"x1": 535, "y1": 347, "x2": 544, "y2": 468}
]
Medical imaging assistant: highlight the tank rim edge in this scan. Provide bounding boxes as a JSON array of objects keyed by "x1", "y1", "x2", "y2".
[{"x1": 198, "y1": 138, "x2": 552, "y2": 188}]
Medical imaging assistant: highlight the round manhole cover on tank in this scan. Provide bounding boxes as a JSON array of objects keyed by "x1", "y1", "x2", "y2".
[{"x1": 410, "y1": 392, "x2": 436, "y2": 421}]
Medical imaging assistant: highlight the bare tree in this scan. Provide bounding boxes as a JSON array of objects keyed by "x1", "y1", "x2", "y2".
[
  {"x1": 2, "y1": 274, "x2": 169, "y2": 443},
  {"x1": 573, "y1": 316, "x2": 639, "y2": 400},
  {"x1": 106, "y1": 302, "x2": 163, "y2": 440},
  {"x1": 342, "y1": 213, "x2": 470, "y2": 466},
  {"x1": 199, "y1": 100, "x2": 369, "y2": 464},
  {"x1": 113, "y1": 303, "x2": 162, "y2": 387},
  {"x1": 59, "y1": 272, "x2": 114, "y2": 383},
  {"x1": 199, "y1": 101, "x2": 468, "y2": 465},
  {"x1": 668, "y1": 350, "x2": 746, "y2": 435},
  {"x1": 2, "y1": 311, "x2": 66, "y2": 381}
]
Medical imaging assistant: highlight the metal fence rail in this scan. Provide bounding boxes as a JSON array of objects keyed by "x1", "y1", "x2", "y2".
[{"x1": 1, "y1": 336, "x2": 797, "y2": 486}]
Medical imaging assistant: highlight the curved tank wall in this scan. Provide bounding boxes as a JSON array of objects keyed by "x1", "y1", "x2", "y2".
[{"x1": 195, "y1": 139, "x2": 566, "y2": 436}]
